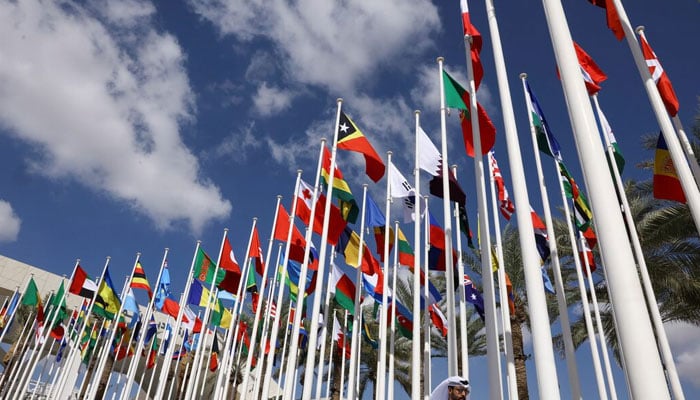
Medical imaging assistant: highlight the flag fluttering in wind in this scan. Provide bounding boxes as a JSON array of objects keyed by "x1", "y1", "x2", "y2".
[
  {"x1": 442, "y1": 69, "x2": 496, "y2": 157},
  {"x1": 130, "y1": 262, "x2": 151, "y2": 296},
  {"x1": 654, "y1": 132, "x2": 686, "y2": 203},
  {"x1": 93, "y1": 267, "x2": 121, "y2": 320},
  {"x1": 69, "y1": 265, "x2": 98, "y2": 298},
  {"x1": 331, "y1": 264, "x2": 356, "y2": 315},
  {"x1": 489, "y1": 151, "x2": 515, "y2": 220},
  {"x1": 572, "y1": 41, "x2": 607, "y2": 95},
  {"x1": 639, "y1": 34, "x2": 680, "y2": 117},
  {"x1": 586, "y1": 0, "x2": 624, "y2": 40},
  {"x1": 295, "y1": 179, "x2": 347, "y2": 246},
  {"x1": 459, "y1": 0, "x2": 483, "y2": 89},
  {"x1": 218, "y1": 236, "x2": 242, "y2": 294},
  {"x1": 525, "y1": 81, "x2": 562, "y2": 160},
  {"x1": 321, "y1": 146, "x2": 359, "y2": 223},
  {"x1": 337, "y1": 111, "x2": 385, "y2": 182}
]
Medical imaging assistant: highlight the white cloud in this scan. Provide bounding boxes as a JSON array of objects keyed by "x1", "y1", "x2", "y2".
[
  {"x1": 213, "y1": 121, "x2": 264, "y2": 163},
  {"x1": 665, "y1": 322, "x2": 700, "y2": 388},
  {"x1": 0, "y1": 200, "x2": 20, "y2": 242},
  {"x1": 0, "y1": 0, "x2": 231, "y2": 234},
  {"x1": 187, "y1": 0, "x2": 440, "y2": 94},
  {"x1": 253, "y1": 82, "x2": 295, "y2": 116}
]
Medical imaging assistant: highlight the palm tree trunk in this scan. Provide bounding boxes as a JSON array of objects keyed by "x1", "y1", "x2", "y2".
[
  {"x1": 94, "y1": 353, "x2": 115, "y2": 399},
  {"x1": 511, "y1": 311, "x2": 529, "y2": 400}
]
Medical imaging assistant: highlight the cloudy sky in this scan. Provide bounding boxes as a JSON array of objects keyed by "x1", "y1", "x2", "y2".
[{"x1": 0, "y1": 0, "x2": 698, "y2": 398}]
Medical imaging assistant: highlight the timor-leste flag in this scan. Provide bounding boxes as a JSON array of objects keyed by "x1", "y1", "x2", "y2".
[{"x1": 337, "y1": 112, "x2": 385, "y2": 182}]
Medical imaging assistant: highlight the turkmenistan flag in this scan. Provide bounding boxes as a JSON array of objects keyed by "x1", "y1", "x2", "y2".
[
  {"x1": 331, "y1": 264, "x2": 355, "y2": 315},
  {"x1": 193, "y1": 248, "x2": 226, "y2": 286},
  {"x1": 93, "y1": 267, "x2": 121, "y2": 320}
]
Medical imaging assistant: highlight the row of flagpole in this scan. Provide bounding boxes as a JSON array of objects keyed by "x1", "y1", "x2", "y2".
[{"x1": 0, "y1": 0, "x2": 696, "y2": 399}]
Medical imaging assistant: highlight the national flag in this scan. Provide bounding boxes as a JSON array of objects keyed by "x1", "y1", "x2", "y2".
[
  {"x1": 639, "y1": 34, "x2": 680, "y2": 117},
  {"x1": 396, "y1": 227, "x2": 415, "y2": 268},
  {"x1": 542, "y1": 267, "x2": 555, "y2": 294},
  {"x1": 361, "y1": 313, "x2": 378, "y2": 349},
  {"x1": 295, "y1": 179, "x2": 347, "y2": 246},
  {"x1": 429, "y1": 303, "x2": 448, "y2": 337},
  {"x1": 364, "y1": 193, "x2": 386, "y2": 228},
  {"x1": 428, "y1": 212, "x2": 458, "y2": 271},
  {"x1": 558, "y1": 161, "x2": 593, "y2": 231},
  {"x1": 531, "y1": 209, "x2": 551, "y2": 264},
  {"x1": 182, "y1": 305, "x2": 203, "y2": 334},
  {"x1": 332, "y1": 315, "x2": 351, "y2": 358},
  {"x1": 457, "y1": 203, "x2": 475, "y2": 249},
  {"x1": 48, "y1": 282, "x2": 68, "y2": 339},
  {"x1": 273, "y1": 204, "x2": 313, "y2": 267},
  {"x1": 337, "y1": 111, "x2": 386, "y2": 182},
  {"x1": 459, "y1": 0, "x2": 483, "y2": 89},
  {"x1": 211, "y1": 299, "x2": 232, "y2": 329},
  {"x1": 217, "y1": 237, "x2": 242, "y2": 294},
  {"x1": 587, "y1": 0, "x2": 624, "y2": 41},
  {"x1": 154, "y1": 262, "x2": 171, "y2": 310},
  {"x1": 80, "y1": 322, "x2": 99, "y2": 364},
  {"x1": 68, "y1": 265, "x2": 98, "y2": 298},
  {"x1": 122, "y1": 288, "x2": 140, "y2": 329},
  {"x1": 418, "y1": 125, "x2": 468, "y2": 207},
  {"x1": 188, "y1": 279, "x2": 212, "y2": 307},
  {"x1": 209, "y1": 332, "x2": 220, "y2": 372},
  {"x1": 582, "y1": 226, "x2": 598, "y2": 249},
  {"x1": 0, "y1": 290, "x2": 19, "y2": 332},
  {"x1": 246, "y1": 267, "x2": 258, "y2": 294},
  {"x1": 35, "y1": 295, "x2": 46, "y2": 342},
  {"x1": 388, "y1": 162, "x2": 418, "y2": 222},
  {"x1": 331, "y1": 264, "x2": 356, "y2": 315},
  {"x1": 145, "y1": 335, "x2": 158, "y2": 369},
  {"x1": 249, "y1": 226, "x2": 265, "y2": 276},
  {"x1": 93, "y1": 267, "x2": 121, "y2": 320},
  {"x1": 653, "y1": 133, "x2": 686, "y2": 203},
  {"x1": 373, "y1": 226, "x2": 394, "y2": 263},
  {"x1": 464, "y1": 275, "x2": 485, "y2": 320},
  {"x1": 388, "y1": 300, "x2": 413, "y2": 339},
  {"x1": 284, "y1": 259, "x2": 316, "y2": 302},
  {"x1": 593, "y1": 99, "x2": 625, "y2": 174},
  {"x1": 337, "y1": 227, "x2": 381, "y2": 276},
  {"x1": 321, "y1": 145, "x2": 359, "y2": 223},
  {"x1": 525, "y1": 81, "x2": 562, "y2": 160},
  {"x1": 489, "y1": 151, "x2": 515, "y2": 220},
  {"x1": 237, "y1": 320, "x2": 251, "y2": 356},
  {"x1": 572, "y1": 42, "x2": 607, "y2": 95},
  {"x1": 579, "y1": 236, "x2": 597, "y2": 273},
  {"x1": 130, "y1": 262, "x2": 151, "y2": 295},
  {"x1": 193, "y1": 248, "x2": 226, "y2": 286},
  {"x1": 442, "y1": 69, "x2": 496, "y2": 156},
  {"x1": 505, "y1": 272, "x2": 516, "y2": 315}
]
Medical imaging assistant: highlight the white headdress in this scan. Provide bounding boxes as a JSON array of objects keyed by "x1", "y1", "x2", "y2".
[{"x1": 431, "y1": 376, "x2": 470, "y2": 399}]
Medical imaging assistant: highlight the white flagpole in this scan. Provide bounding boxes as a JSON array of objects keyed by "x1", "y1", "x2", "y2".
[
  {"x1": 519, "y1": 74, "x2": 581, "y2": 399},
  {"x1": 152, "y1": 241, "x2": 203, "y2": 400},
  {"x1": 422, "y1": 195, "x2": 432, "y2": 400},
  {"x1": 260, "y1": 170, "x2": 303, "y2": 400},
  {"x1": 450, "y1": 164, "x2": 472, "y2": 378},
  {"x1": 29, "y1": 332, "x2": 59, "y2": 399},
  {"x1": 486, "y1": 151, "x2": 518, "y2": 400},
  {"x1": 670, "y1": 115, "x2": 700, "y2": 187},
  {"x1": 299, "y1": 99, "x2": 346, "y2": 400},
  {"x1": 253, "y1": 244, "x2": 284, "y2": 399},
  {"x1": 122, "y1": 248, "x2": 169, "y2": 398},
  {"x1": 339, "y1": 310, "x2": 349, "y2": 400},
  {"x1": 459, "y1": 21, "x2": 501, "y2": 393},
  {"x1": 629, "y1": 25, "x2": 700, "y2": 229},
  {"x1": 592, "y1": 95, "x2": 685, "y2": 399},
  {"x1": 56, "y1": 257, "x2": 111, "y2": 398},
  {"x1": 314, "y1": 250, "x2": 337, "y2": 400},
  {"x1": 347, "y1": 184, "x2": 369, "y2": 400},
  {"x1": 540, "y1": 0, "x2": 670, "y2": 397},
  {"x1": 436, "y1": 57, "x2": 460, "y2": 378},
  {"x1": 325, "y1": 310, "x2": 336, "y2": 400},
  {"x1": 387, "y1": 220, "x2": 400, "y2": 400},
  {"x1": 240, "y1": 194, "x2": 283, "y2": 399},
  {"x1": 0, "y1": 309, "x2": 35, "y2": 396},
  {"x1": 478, "y1": 0, "x2": 562, "y2": 395},
  {"x1": 412, "y1": 111, "x2": 422, "y2": 400},
  {"x1": 376, "y1": 151, "x2": 393, "y2": 400}
]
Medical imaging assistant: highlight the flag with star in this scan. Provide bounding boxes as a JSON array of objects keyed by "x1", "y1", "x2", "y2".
[{"x1": 336, "y1": 111, "x2": 385, "y2": 182}]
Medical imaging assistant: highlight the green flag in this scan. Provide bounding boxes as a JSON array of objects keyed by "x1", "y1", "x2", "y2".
[
  {"x1": 21, "y1": 278, "x2": 40, "y2": 306},
  {"x1": 193, "y1": 248, "x2": 226, "y2": 286},
  {"x1": 558, "y1": 161, "x2": 593, "y2": 231},
  {"x1": 442, "y1": 69, "x2": 469, "y2": 111},
  {"x1": 48, "y1": 282, "x2": 67, "y2": 323}
]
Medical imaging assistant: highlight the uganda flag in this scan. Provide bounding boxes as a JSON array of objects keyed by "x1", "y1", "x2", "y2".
[{"x1": 130, "y1": 262, "x2": 151, "y2": 295}]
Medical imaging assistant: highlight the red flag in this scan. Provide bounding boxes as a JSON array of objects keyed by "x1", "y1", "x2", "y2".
[
  {"x1": 273, "y1": 204, "x2": 316, "y2": 269},
  {"x1": 587, "y1": 0, "x2": 624, "y2": 41},
  {"x1": 460, "y1": 0, "x2": 483, "y2": 90},
  {"x1": 505, "y1": 273, "x2": 516, "y2": 315},
  {"x1": 573, "y1": 42, "x2": 607, "y2": 95},
  {"x1": 249, "y1": 226, "x2": 265, "y2": 276},
  {"x1": 653, "y1": 133, "x2": 686, "y2": 203},
  {"x1": 68, "y1": 265, "x2": 98, "y2": 298},
  {"x1": 460, "y1": 103, "x2": 496, "y2": 157},
  {"x1": 337, "y1": 112, "x2": 385, "y2": 182},
  {"x1": 429, "y1": 304, "x2": 448, "y2": 337},
  {"x1": 639, "y1": 34, "x2": 679, "y2": 117},
  {"x1": 489, "y1": 151, "x2": 515, "y2": 220},
  {"x1": 295, "y1": 179, "x2": 347, "y2": 246}
]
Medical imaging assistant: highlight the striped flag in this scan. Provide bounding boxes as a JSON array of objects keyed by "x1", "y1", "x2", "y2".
[
  {"x1": 489, "y1": 151, "x2": 515, "y2": 220},
  {"x1": 130, "y1": 262, "x2": 151, "y2": 294}
]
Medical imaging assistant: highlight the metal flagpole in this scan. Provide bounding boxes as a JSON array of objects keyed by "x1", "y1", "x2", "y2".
[
  {"x1": 376, "y1": 151, "x2": 393, "y2": 400},
  {"x1": 387, "y1": 221, "x2": 400, "y2": 400},
  {"x1": 347, "y1": 184, "x2": 369, "y2": 400},
  {"x1": 422, "y1": 195, "x2": 432, "y2": 400},
  {"x1": 412, "y1": 111, "x2": 423, "y2": 400},
  {"x1": 519, "y1": 74, "x2": 581, "y2": 399},
  {"x1": 299, "y1": 99, "x2": 346, "y2": 400},
  {"x1": 593, "y1": 94, "x2": 685, "y2": 399},
  {"x1": 260, "y1": 171, "x2": 303, "y2": 400},
  {"x1": 540, "y1": 0, "x2": 670, "y2": 397},
  {"x1": 486, "y1": 151, "x2": 518, "y2": 400},
  {"x1": 314, "y1": 249, "x2": 337, "y2": 400},
  {"x1": 436, "y1": 58, "x2": 459, "y2": 377},
  {"x1": 451, "y1": 164, "x2": 472, "y2": 379}
]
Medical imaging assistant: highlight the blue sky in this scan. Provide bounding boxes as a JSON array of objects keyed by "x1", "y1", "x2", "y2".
[{"x1": 0, "y1": 0, "x2": 698, "y2": 398}]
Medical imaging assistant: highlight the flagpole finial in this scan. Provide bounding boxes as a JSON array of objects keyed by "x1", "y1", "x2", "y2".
[
  {"x1": 635, "y1": 25, "x2": 645, "y2": 34},
  {"x1": 297, "y1": 169, "x2": 302, "y2": 174},
  {"x1": 106, "y1": 256, "x2": 111, "y2": 261},
  {"x1": 387, "y1": 151, "x2": 392, "y2": 156},
  {"x1": 519, "y1": 73, "x2": 527, "y2": 79},
  {"x1": 277, "y1": 195, "x2": 282, "y2": 200},
  {"x1": 415, "y1": 110, "x2": 420, "y2": 116},
  {"x1": 437, "y1": 56, "x2": 444, "y2": 63},
  {"x1": 253, "y1": 217, "x2": 258, "y2": 222},
  {"x1": 136, "y1": 252, "x2": 141, "y2": 257},
  {"x1": 164, "y1": 247, "x2": 169, "y2": 251},
  {"x1": 197, "y1": 240, "x2": 202, "y2": 245},
  {"x1": 363, "y1": 183, "x2": 368, "y2": 188},
  {"x1": 76, "y1": 258, "x2": 80, "y2": 263},
  {"x1": 337, "y1": 98, "x2": 343, "y2": 104},
  {"x1": 321, "y1": 138, "x2": 327, "y2": 145},
  {"x1": 224, "y1": 228, "x2": 229, "y2": 233},
  {"x1": 451, "y1": 164, "x2": 458, "y2": 170}
]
